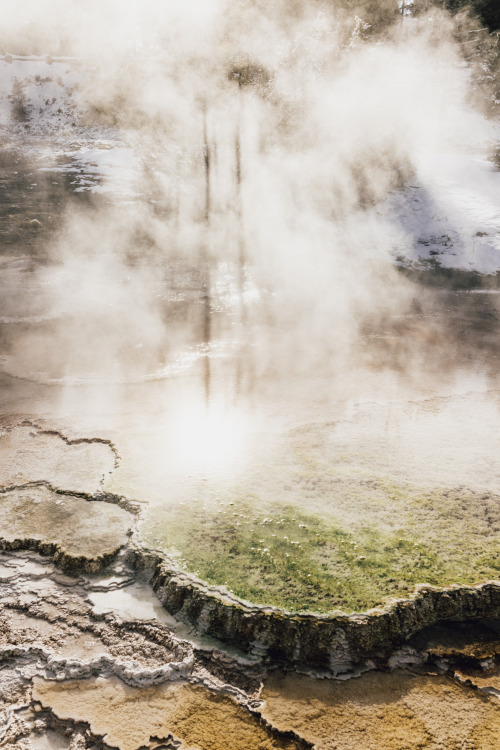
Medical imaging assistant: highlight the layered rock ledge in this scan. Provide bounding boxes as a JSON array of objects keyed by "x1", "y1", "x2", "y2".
[
  {"x1": 136, "y1": 548, "x2": 500, "y2": 673},
  {"x1": 0, "y1": 484, "x2": 134, "y2": 572}
]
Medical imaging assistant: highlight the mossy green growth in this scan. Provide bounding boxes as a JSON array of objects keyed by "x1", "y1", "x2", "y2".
[{"x1": 142, "y1": 494, "x2": 500, "y2": 614}]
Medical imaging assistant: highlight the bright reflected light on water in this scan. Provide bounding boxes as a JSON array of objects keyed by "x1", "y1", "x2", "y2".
[{"x1": 168, "y1": 398, "x2": 255, "y2": 477}]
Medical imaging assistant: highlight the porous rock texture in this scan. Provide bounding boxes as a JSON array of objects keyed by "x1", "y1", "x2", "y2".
[{"x1": 144, "y1": 550, "x2": 500, "y2": 673}]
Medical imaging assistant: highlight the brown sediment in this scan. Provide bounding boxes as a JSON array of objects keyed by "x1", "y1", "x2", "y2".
[
  {"x1": 32, "y1": 677, "x2": 309, "y2": 750},
  {"x1": 260, "y1": 670, "x2": 500, "y2": 749},
  {"x1": 0, "y1": 485, "x2": 133, "y2": 572}
]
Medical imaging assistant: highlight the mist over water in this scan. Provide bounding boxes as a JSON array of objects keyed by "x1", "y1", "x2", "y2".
[{"x1": 1, "y1": 0, "x2": 500, "y2": 563}]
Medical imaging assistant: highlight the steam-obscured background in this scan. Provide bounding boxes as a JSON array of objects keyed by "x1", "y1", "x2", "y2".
[{"x1": 0, "y1": 0, "x2": 500, "y2": 492}]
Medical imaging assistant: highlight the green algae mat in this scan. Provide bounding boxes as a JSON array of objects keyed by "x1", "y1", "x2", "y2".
[
  {"x1": 141, "y1": 481, "x2": 500, "y2": 614},
  {"x1": 134, "y1": 395, "x2": 500, "y2": 615}
]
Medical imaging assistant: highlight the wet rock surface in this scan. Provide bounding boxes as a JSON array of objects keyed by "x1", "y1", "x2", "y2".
[
  {"x1": 0, "y1": 413, "x2": 498, "y2": 746},
  {"x1": 0, "y1": 544, "x2": 499, "y2": 748},
  {"x1": 148, "y1": 554, "x2": 500, "y2": 672},
  {"x1": 0, "y1": 548, "x2": 308, "y2": 749},
  {"x1": 0, "y1": 319, "x2": 499, "y2": 749}
]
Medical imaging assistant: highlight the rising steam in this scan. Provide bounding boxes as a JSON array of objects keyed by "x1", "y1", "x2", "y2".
[{"x1": 0, "y1": 0, "x2": 497, "y2": 392}]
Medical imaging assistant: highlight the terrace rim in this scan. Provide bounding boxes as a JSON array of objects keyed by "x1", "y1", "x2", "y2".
[{"x1": 129, "y1": 542, "x2": 500, "y2": 673}]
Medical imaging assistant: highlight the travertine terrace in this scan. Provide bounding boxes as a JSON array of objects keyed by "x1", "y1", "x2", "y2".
[{"x1": 1, "y1": 0, "x2": 500, "y2": 747}]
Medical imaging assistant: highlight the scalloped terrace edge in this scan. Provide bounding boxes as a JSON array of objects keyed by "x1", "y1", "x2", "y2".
[
  {"x1": 1, "y1": 514, "x2": 498, "y2": 672},
  {"x1": 0, "y1": 485, "x2": 139, "y2": 573},
  {"x1": 129, "y1": 543, "x2": 500, "y2": 673}
]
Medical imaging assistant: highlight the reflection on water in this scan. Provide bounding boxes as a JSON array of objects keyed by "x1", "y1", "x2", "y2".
[
  {"x1": 2, "y1": 141, "x2": 500, "y2": 611},
  {"x1": 2, "y1": 13, "x2": 500, "y2": 749},
  {"x1": 166, "y1": 396, "x2": 255, "y2": 476},
  {"x1": 4, "y1": 215, "x2": 500, "y2": 495}
]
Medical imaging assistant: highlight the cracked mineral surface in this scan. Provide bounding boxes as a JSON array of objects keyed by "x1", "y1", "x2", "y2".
[
  {"x1": 0, "y1": 548, "x2": 306, "y2": 749},
  {"x1": 0, "y1": 545, "x2": 499, "y2": 749},
  {"x1": 0, "y1": 423, "x2": 117, "y2": 494},
  {"x1": 0, "y1": 485, "x2": 133, "y2": 570}
]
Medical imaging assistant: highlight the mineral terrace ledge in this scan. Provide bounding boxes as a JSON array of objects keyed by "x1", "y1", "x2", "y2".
[
  {"x1": 0, "y1": 485, "x2": 135, "y2": 572},
  {"x1": 130, "y1": 546, "x2": 500, "y2": 673}
]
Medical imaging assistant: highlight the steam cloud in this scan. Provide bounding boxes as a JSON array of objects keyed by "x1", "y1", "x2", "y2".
[{"x1": 0, "y1": 0, "x2": 497, "y2": 393}]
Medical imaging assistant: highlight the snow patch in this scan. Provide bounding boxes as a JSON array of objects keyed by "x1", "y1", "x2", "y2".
[{"x1": 384, "y1": 152, "x2": 500, "y2": 274}]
